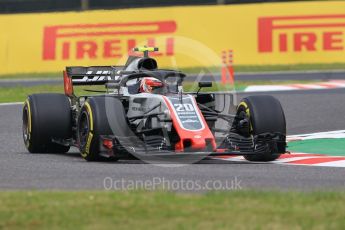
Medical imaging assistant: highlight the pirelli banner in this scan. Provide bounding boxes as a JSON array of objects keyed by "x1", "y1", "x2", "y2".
[{"x1": 1, "y1": 1, "x2": 345, "y2": 74}]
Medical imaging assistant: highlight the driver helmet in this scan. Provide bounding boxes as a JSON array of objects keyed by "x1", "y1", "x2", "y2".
[{"x1": 139, "y1": 77, "x2": 163, "y2": 93}]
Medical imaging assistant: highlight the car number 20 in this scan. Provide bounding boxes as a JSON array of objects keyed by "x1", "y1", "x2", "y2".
[{"x1": 174, "y1": 103, "x2": 195, "y2": 112}]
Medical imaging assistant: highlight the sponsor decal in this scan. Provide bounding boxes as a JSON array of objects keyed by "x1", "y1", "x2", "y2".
[
  {"x1": 258, "y1": 14, "x2": 345, "y2": 53},
  {"x1": 167, "y1": 96, "x2": 204, "y2": 131},
  {"x1": 73, "y1": 76, "x2": 114, "y2": 83},
  {"x1": 3, "y1": 2, "x2": 345, "y2": 75},
  {"x1": 43, "y1": 21, "x2": 176, "y2": 61},
  {"x1": 72, "y1": 72, "x2": 116, "y2": 83},
  {"x1": 131, "y1": 107, "x2": 146, "y2": 112}
]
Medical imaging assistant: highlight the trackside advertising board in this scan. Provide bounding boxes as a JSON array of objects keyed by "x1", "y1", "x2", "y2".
[{"x1": 0, "y1": 1, "x2": 345, "y2": 74}]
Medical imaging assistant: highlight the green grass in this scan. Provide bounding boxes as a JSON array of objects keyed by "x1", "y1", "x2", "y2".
[
  {"x1": 0, "y1": 191, "x2": 345, "y2": 229},
  {"x1": 1, "y1": 63, "x2": 345, "y2": 79},
  {"x1": 288, "y1": 138, "x2": 345, "y2": 156},
  {"x1": 0, "y1": 85, "x2": 63, "y2": 103},
  {"x1": 0, "y1": 80, "x2": 318, "y2": 103},
  {"x1": 0, "y1": 85, "x2": 108, "y2": 103},
  {"x1": 0, "y1": 72, "x2": 62, "y2": 79}
]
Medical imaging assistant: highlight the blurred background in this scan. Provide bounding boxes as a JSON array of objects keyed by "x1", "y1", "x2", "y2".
[
  {"x1": 0, "y1": 0, "x2": 307, "y2": 13},
  {"x1": 0, "y1": 0, "x2": 345, "y2": 101}
]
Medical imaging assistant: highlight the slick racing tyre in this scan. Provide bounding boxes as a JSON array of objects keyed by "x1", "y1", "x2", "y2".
[
  {"x1": 22, "y1": 93, "x2": 72, "y2": 153},
  {"x1": 236, "y1": 95, "x2": 286, "y2": 162},
  {"x1": 78, "y1": 96, "x2": 130, "y2": 161}
]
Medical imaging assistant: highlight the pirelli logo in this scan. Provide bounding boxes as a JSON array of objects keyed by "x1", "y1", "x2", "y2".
[
  {"x1": 258, "y1": 14, "x2": 345, "y2": 53},
  {"x1": 43, "y1": 21, "x2": 176, "y2": 60}
]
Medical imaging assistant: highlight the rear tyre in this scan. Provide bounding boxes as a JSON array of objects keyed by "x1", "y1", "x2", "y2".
[
  {"x1": 78, "y1": 96, "x2": 130, "y2": 161},
  {"x1": 22, "y1": 93, "x2": 72, "y2": 153},
  {"x1": 236, "y1": 95, "x2": 286, "y2": 162}
]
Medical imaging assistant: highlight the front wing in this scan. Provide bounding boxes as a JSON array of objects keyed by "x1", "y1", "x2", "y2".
[{"x1": 98, "y1": 132, "x2": 286, "y2": 160}]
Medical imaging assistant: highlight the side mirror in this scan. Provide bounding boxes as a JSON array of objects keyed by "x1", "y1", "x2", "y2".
[
  {"x1": 196, "y1": 81, "x2": 213, "y2": 94},
  {"x1": 198, "y1": 82, "x2": 212, "y2": 88}
]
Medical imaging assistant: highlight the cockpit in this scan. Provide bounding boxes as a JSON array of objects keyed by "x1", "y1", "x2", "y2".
[
  {"x1": 122, "y1": 48, "x2": 184, "y2": 95},
  {"x1": 126, "y1": 75, "x2": 181, "y2": 95}
]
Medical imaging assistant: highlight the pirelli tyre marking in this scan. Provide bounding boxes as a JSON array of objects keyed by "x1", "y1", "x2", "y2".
[
  {"x1": 85, "y1": 133, "x2": 93, "y2": 154},
  {"x1": 84, "y1": 102, "x2": 94, "y2": 131},
  {"x1": 81, "y1": 102, "x2": 94, "y2": 157}
]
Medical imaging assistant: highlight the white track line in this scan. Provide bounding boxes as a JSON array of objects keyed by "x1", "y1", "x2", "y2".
[
  {"x1": 316, "y1": 160, "x2": 345, "y2": 167},
  {"x1": 215, "y1": 153, "x2": 345, "y2": 168},
  {"x1": 287, "y1": 130, "x2": 345, "y2": 141},
  {"x1": 244, "y1": 80, "x2": 345, "y2": 92},
  {"x1": 0, "y1": 102, "x2": 23, "y2": 106},
  {"x1": 237, "y1": 69, "x2": 345, "y2": 75}
]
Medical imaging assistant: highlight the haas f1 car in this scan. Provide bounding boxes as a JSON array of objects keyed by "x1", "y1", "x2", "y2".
[{"x1": 22, "y1": 47, "x2": 286, "y2": 162}]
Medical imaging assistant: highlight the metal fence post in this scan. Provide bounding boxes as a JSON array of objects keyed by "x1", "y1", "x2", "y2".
[{"x1": 81, "y1": 0, "x2": 89, "y2": 11}]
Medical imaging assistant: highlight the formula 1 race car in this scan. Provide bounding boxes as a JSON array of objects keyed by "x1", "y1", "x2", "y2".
[{"x1": 22, "y1": 47, "x2": 286, "y2": 162}]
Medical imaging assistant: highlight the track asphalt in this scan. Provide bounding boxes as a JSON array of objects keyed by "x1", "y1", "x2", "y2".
[{"x1": 0, "y1": 88, "x2": 345, "y2": 190}]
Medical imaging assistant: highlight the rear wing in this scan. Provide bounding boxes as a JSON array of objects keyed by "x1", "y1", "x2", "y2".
[
  {"x1": 63, "y1": 66, "x2": 124, "y2": 96},
  {"x1": 65, "y1": 66, "x2": 124, "y2": 85}
]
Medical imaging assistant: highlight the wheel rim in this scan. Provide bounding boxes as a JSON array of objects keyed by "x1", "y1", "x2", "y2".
[
  {"x1": 22, "y1": 105, "x2": 30, "y2": 146},
  {"x1": 78, "y1": 111, "x2": 90, "y2": 149},
  {"x1": 236, "y1": 105, "x2": 252, "y2": 136}
]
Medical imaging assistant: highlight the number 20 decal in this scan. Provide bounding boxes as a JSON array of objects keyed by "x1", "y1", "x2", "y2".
[{"x1": 174, "y1": 103, "x2": 194, "y2": 112}]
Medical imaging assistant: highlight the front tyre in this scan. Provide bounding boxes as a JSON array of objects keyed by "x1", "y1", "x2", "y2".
[{"x1": 236, "y1": 95, "x2": 286, "y2": 162}]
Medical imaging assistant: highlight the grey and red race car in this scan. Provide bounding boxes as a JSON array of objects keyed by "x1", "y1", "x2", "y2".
[{"x1": 22, "y1": 47, "x2": 286, "y2": 162}]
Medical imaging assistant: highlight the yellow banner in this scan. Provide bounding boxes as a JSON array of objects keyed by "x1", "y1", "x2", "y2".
[{"x1": 1, "y1": 1, "x2": 345, "y2": 74}]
